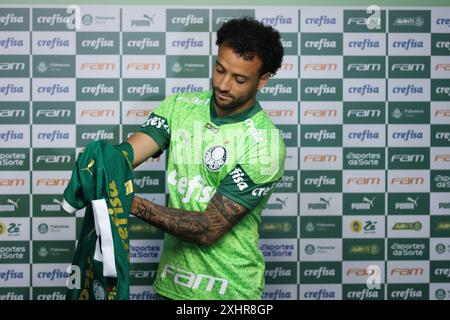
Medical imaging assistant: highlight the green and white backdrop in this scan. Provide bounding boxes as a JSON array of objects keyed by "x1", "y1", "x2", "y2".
[{"x1": 0, "y1": 0, "x2": 449, "y2": 300}]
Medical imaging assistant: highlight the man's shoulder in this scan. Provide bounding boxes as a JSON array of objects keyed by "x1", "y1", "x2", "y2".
[{"x1": 246, "y1": 107, "x2": 285, "y2": 150}]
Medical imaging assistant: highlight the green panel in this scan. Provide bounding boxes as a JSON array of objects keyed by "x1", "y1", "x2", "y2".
[
  {"x1": 166, "y1": 9, "x2": 209, "y2": 32},
  {"x1": 265, "y1": 262, "x2": 297, "y2": 284},
  {"x1": 388, "y1": 10, "x2": 431, "y2": 33},
  {"x1": 301, "y1": 170, "x2": 342, "y2": 193},
  {"x1": 300, "y1": 216, "x2": 342, "y2": 238},
  {"x1": 343, "y1": 193, "x2": 385, "y2": 215},
  {"x1": 134, "y1": 171, "x2": 166, "y2": 193},
  {"x1": 0, "y1": 195, "x2": 29, "y2": 217},
  {"x1": 0, "y1": 148, "x2": 29, "y2": 171},
  {"x1": 388, "y1": 147, "x2": 429, "y2": 170},
  {"x1": 388, "y1": 193, "x2": 430, "y2": 215},
  {"x1": 388, "y1": 284, "x2": 429, "y2": 300}
]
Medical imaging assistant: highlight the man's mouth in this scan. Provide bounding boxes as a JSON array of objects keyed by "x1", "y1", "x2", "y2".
[{"x1": 215, "y1": 91, "x2": 231, "y2": 100}]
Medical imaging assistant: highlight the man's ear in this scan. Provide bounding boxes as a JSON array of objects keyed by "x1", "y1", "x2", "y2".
[{"x1": 257, "y1": 72, "x2": 272, "y2": 90}]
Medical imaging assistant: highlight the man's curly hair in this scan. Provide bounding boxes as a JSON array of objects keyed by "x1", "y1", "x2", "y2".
[{"x1": 216, "y1": 17, "x2": 284, "y2": 77}]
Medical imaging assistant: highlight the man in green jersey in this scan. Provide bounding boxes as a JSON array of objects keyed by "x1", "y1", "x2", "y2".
[{"x1": 126, "y1": 17, "x2": 286, "y2": 300}]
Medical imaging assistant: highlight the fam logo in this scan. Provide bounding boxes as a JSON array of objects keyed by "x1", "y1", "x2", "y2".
[
  {"x1": 345, "y1": 106, "x2": 384, "y2": 123},
  {"x1": 36, "y1": 178, "x2": 70, "y2": 188},
  {"x1": 347, "y1": 63, "x2": 382, "y2": 72},
  {"x1": 304, "y1": 63, "x2": 337, "y2": 72},
  {"x1": 0, "y1": 178, "x2": 25, "y2": 188},
  {"x1": 126, "y1": 62, "x2": 160, "y2": 71},
  {"x1": 265, "y1": 109, "x2": 295, "y2": 121},
  {"x1": 391, "y1": 176, "x2": 425, "y2": 186},
  {"x1": 346, "y1": 176, "x2": 382, "y2": 186},
  {"x1": 81, "y1": 62, "x2": 116, "y2": 72},
  {"x1": 304, "y1": 154, "x2": 337, "y2": 164}
]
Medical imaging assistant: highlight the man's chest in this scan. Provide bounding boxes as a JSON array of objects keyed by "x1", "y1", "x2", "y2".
[{"x1": 167, "y1": 108, "x2": 245, "y2": 188}]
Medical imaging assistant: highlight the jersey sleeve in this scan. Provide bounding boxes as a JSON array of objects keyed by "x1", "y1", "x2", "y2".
[
  {"x1": 62, "y1": 150, "x2": 88, "y2": 213},
  {"x1": 138, "y1": 93, "x2": 177, "y2": 158},
  {"x1": 216, "y1": 129, "x2": 286, "y2": 210}
]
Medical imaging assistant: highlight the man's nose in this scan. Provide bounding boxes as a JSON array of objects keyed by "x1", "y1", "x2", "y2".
[{"x1": 218, "y1": 76, "x2": 231, "y2": 92}]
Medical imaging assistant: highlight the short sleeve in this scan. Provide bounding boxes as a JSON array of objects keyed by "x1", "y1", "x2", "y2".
[
  {"x1": 138, "y1": 94, "x2": 177, "y2": 157},
  {"x1": 216, "y1": 129, "x2": 286, "y2": 210}
]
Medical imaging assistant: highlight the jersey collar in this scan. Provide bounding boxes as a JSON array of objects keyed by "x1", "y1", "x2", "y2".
[{"x1": 209, "y1": 94, "x2": 262, "y2": 126}]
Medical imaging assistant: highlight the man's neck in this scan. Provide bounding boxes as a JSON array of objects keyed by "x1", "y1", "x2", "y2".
[{"x1": 214, "y1": 97, "x2": 256, "y2": 118}]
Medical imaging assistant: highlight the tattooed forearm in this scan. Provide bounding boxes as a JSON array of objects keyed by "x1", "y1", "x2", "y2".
[{"x1": 130, "y1": 193, "x2": 249, "y2": 246}]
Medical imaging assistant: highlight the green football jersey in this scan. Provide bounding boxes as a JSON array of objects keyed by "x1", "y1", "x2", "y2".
[
  {"x1": 138, "y1": 90, "x2": 286, "y2": 300},
  {"x1": 63, "y1": 140, "x2": 134, "y2": 300}
]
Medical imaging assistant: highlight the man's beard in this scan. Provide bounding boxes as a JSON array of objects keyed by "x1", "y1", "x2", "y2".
[{"x1": 212, "y1": 86, "x2": 255, "y2": 111}]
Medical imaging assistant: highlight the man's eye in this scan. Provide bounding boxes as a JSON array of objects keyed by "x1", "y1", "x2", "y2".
[
  {"x1": 216, "y1": 67, "x2": 224, "y2": 73},
  {"x1": 236, "y1": 78, "x2": 245, "y2": 84}
]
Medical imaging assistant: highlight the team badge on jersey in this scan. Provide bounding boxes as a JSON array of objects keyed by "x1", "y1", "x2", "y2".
[
  {"x1": 204, "y1": 145, "x2": 227, "y2": 171},
  {"x1": 93, "y1": 280, "x2": 106, "y2": 300}
]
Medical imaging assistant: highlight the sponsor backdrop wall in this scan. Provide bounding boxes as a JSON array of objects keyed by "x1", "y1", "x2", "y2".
[{"x1": 0, "y1": 2, "x2": 449, "y2": 300}]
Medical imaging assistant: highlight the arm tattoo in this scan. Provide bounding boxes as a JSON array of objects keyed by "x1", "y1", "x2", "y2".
[{"x1": 130, "y1": 192, "x2": 249, "y2": 246}]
